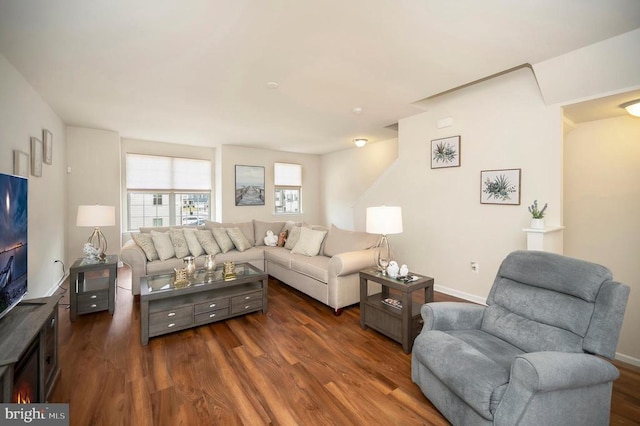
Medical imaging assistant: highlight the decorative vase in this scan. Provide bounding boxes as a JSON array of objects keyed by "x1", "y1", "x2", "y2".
[
  {"x1": 530, "y1": 218, "x2": 545, "y2": 229},
  {"x1": 184, "y1": 256, "x2": 196, "y2": 276},
  {"x1": 205, "y1": 254, "x2": 216, "y2": 272}
]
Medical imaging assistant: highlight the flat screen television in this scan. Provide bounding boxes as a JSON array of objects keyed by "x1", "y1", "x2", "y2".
[{"x1": 0, "y1": 172, "x2": 28, "y2": 320}]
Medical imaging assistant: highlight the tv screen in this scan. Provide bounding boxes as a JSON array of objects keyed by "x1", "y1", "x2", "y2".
[{"x1": 0, "y1": 172, "x2": 28, "y2": 320}]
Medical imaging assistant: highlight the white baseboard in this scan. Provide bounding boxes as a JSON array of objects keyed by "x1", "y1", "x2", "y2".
[
  {"x1": 615, "y1": 352, "x2": 640, "y2": 367},
  {"x1": 434, "y1": 285, "x2": 640, "y2": 368},
  {"x1": 45, "y1": 272, "x2": 69, "y2": 297},
  {"x1": 434, "y1": 284, "x2": 487, "y2": 306}
]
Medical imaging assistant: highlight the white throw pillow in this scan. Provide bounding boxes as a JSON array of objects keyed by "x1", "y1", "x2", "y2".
[
  {"x1": 195, "y1": 230, "x2": 221, "y2": 256},
  {"x1": 291, "y1": 228, "x2": 327, "y2": 257},
  {"x1": 132, "y1": 233, "x2": 159, "y2": 261},
  {"x1": 151, "y1": 231, "x2": 176, "y2": 261},
  {"x1": 183, "y1": 228, "x2": 204, "y2": 257}
]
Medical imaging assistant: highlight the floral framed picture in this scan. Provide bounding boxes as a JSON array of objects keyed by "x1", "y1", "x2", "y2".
[
  {"x1": 431, "y1": 135, "x2": 461, "y2": 168},
  {"x1": 480, "y1": 168, "x2": 521, "y2": 205}
]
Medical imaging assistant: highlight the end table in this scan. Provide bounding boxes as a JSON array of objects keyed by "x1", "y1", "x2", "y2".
[
  {"x1": 69, "y1": 255, "x2": 118, "y2": 322},
  {"x1": 359, "y1": 269, "x2": 434, "y2": 353}
]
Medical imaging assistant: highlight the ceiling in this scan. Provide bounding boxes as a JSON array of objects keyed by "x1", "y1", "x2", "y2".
[{"x1": 1, "y1": 1, "x2": 639, "y2": 154}]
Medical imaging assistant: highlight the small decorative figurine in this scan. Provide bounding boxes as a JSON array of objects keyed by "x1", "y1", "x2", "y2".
[
  {"x1": 387, "y1": 261, "x2": 400, "y2": 279},
  {"x1": 83, "y1": 243, "x2": 99, "y2": 260},
  {"x1": 399, "y1": 264, "x2": 409, "y2": 277},
  {"x1": 264, "y1": 230, "x2": 278, "y2": 246},
  {"x1": 205, "y1": 254, "x2": 216, "y2": 272}
]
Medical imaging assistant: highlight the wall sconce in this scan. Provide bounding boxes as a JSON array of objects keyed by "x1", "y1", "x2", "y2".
[
  {"x1": 354, "y1": 138, "x2": 367, "y2": 148},
  {"x1": 620, "y1": 99, "x2": 640, "y2": 117}
]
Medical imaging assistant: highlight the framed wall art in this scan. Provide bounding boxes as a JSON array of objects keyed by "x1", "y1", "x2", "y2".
[
  {"x1": 431, "y1": 135, "x2": 461, "y2": 169},
  {"x1": 30, "y1": 137, "x2": 43, "y2": 177},
  {"x1": 235, "y1": 165, "x2": 265, "y2": 206},
  {"x1": 13, "y1": 150, "x2": 29, "y2": 177},
  {"x1": 43, "y1": 129, "x2": 53, "y2": 165},
  {"x1": 480, "y1": 168, "x2": 521, "y2": 205}
]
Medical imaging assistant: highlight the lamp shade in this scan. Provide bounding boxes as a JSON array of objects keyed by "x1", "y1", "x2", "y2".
[
  {"x1": 366, "y1": 206, "x2": 403, "y2": 235},
  {"x1": 76, "y1": 205, "x2": 115, "y2": 227}
]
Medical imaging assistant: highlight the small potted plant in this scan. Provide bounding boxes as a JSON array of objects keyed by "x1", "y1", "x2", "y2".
[{"x1": 528, "y1": 200, "x2": 547, "y2": 229}]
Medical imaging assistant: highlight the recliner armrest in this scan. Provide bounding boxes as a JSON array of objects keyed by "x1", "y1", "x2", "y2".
[
  {"x1": 421, "y1": 302, "x2": 486, "y2": 331},
  {"x1": 494, "y1": 351, "x2": 620, "y2": 426},
  {"x1": 509, "y1": 351, "x2": 619, "y2": 392}
]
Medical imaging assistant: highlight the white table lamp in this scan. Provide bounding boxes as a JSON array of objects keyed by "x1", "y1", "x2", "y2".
[
  {"x1": 76, "y1": 205, "x2": 115, "y2": 260},
  {"x1": 366, "y1": 206, "x2": 403, "y2": 273}
]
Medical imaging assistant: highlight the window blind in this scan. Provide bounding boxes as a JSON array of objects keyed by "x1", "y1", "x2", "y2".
[
  {"x1": 274, "y1": 162, "x2": 302, "y2": 186},
  {"x1": 126, "y1": 154, "x2": 211, "y2": 190}
]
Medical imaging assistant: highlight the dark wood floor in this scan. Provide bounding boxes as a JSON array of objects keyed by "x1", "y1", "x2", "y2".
[{"x1": 50, "y1": 267, "x2": 640, "y2": 425}]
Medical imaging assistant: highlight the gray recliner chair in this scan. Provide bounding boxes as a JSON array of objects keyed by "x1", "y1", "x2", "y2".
[{"x1": 412, "y1": 250, "x2": 630, "y2": 426}]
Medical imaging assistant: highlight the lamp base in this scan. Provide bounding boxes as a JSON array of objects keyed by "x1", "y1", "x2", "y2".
[
  {"x1": 87, "y1": 227, "x2": 108, "y2": 260},
  {"x1": 377, "y1": 234, "x2": 391, "y2": 273}
]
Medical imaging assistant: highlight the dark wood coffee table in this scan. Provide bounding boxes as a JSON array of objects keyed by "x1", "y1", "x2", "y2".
[
  {"x1": 359, "y1": 269, "x2": 434, "y2": 353},
  {"x1": 140, "y1": 262, "x2": 267, "y2": 345}
]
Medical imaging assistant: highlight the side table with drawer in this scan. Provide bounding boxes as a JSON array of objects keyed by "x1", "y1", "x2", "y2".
[
  {"x1": 69, "y1": 255, "x2": 118, "y2": 322},
  {"x1": 359, "y1": 269, "x2": 434, "y2": 353}
]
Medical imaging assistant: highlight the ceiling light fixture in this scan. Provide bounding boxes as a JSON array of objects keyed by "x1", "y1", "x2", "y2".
[
  {"x1": 266, "y1": 81, "x2": 279, "y2": 89},
  {"x1": 354, "y1": 138, "x2": 367, "y2": 148},
  {"x1": 620, "y1": 99, "x2": 640, "y2": 117}
]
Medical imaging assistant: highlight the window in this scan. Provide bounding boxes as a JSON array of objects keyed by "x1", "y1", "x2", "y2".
[
  {"x1": 126, "y1": 154, "x2": 211, "y2": 230},
  {"x1": 274, "y1": 162, "x2": 302, "y2": 214}
]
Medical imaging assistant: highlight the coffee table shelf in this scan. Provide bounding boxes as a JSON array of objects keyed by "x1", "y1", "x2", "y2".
[{"x1": 140, "y1": 263, "x2": 267, "y2": 345}]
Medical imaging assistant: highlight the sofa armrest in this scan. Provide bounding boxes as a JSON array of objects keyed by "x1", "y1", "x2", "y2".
[
  {"x1": 494, "y1": 351, "x2": 620, "y2": 426},
  {"x1": 120, "y1": 239, "x2": 147, "y2": 295},
  {"x1": 328, "y1": 249, "x2": 378, "y2": 277},
  {"x1": 421, "y1": 302, "x2": 485, "y2": 331}
]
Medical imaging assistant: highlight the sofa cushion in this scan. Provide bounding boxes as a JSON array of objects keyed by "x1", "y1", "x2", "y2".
[
  {"x1": 195, "y1": 230, "x2": 221, "y2": 256},
  {"x1": 182, "y1": 228, "x2": 204, "y2": 257},
  {"x1": 290, "y1": 254, "x2": 330, "y2": 283},
  {"x1": 323, "y1": 224, "x2": 380, "y2": 257},
  {"x1": 254, "y1": 220, "x2": 285, "y2": 246},
  {"x1": 264, "y1": 246, "x2": 295, "y2": 269},
  {"x1": 211, "y1": 227, "x2": 235, "y2": 253},
  {"x1": 151, "y1": 231, "x2": 176, "y2": 261},
  {"x1": 169, "y1": 228, "x2": 190, "y2": 258},
  {"x1": 147, "y1": 257, "x2": 186, "y2": 276},
  {"x1": 215, "y1": 247, "x2": 265, "y2": 264},
  {"x1": 226, "y1": 227, "x2": 252, "y2": 252},
  {"x1": 131, "y1": 233, "x2": 159, "y2": 261},
  {"x1": 291, "y1": 228, "x2": 327, "y2": 257},
  {"x1": 413, "y1": 330, "x2": 517, "y2": 420}
]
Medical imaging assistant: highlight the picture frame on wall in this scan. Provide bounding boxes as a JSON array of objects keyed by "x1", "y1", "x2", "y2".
[
  {"x1": 480, "y1": 168, "x2": 521, "y2": 205},
  {"x1": 30, "y1": 137, "x2": 43, "y2": 177},
  {"x1": 235, "y1": 165, "x2": 265, "y2": 206},
  {"x1": 43, "y1": 129, "x2": 53, "y2": 165},
  {"x1": 431, "y1": 135, "x2": 461, "y2": 169},
  {"x1": 13, "y1": 150, "x2": 29, "y2": 177}
]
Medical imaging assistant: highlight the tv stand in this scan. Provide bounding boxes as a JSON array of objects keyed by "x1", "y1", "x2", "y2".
[{"x1": 0, "y1": 296, "x2": 60, "y2": 402}]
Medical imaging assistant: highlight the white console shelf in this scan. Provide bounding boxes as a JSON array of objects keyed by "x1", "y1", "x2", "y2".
[{"x1": 522, "y1": 226, "x2": 565, "y2": 253}]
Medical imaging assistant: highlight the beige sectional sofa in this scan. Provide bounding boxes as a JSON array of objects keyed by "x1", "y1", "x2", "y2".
[{"x1": 120, "y1": 220, "x2": 381, "y2": 313}]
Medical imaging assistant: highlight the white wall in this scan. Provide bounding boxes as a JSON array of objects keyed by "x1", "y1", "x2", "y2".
[
  {"x1": 320, "y1": 139, "x2": 398, "y2": 230},
  {"x1": 564, "y1": 115, "x2": 640, "y2": 363},
  {"x1": 66, "y1": 127, "x2": 121, "y2": 261},
  {"x1": 0, "y1": 53, "x2": 66, "y2": 297},
  {"x1": 220, "y1": 145, "x2": 321, "y2": 225},
  {"x1": 354, "y1": 67, "x2": 563, "y2": 303}
]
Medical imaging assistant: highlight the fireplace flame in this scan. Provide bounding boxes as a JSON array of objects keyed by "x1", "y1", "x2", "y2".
[{"x1": 14, "y1": 386, "x2": 32, "y2": 404}]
